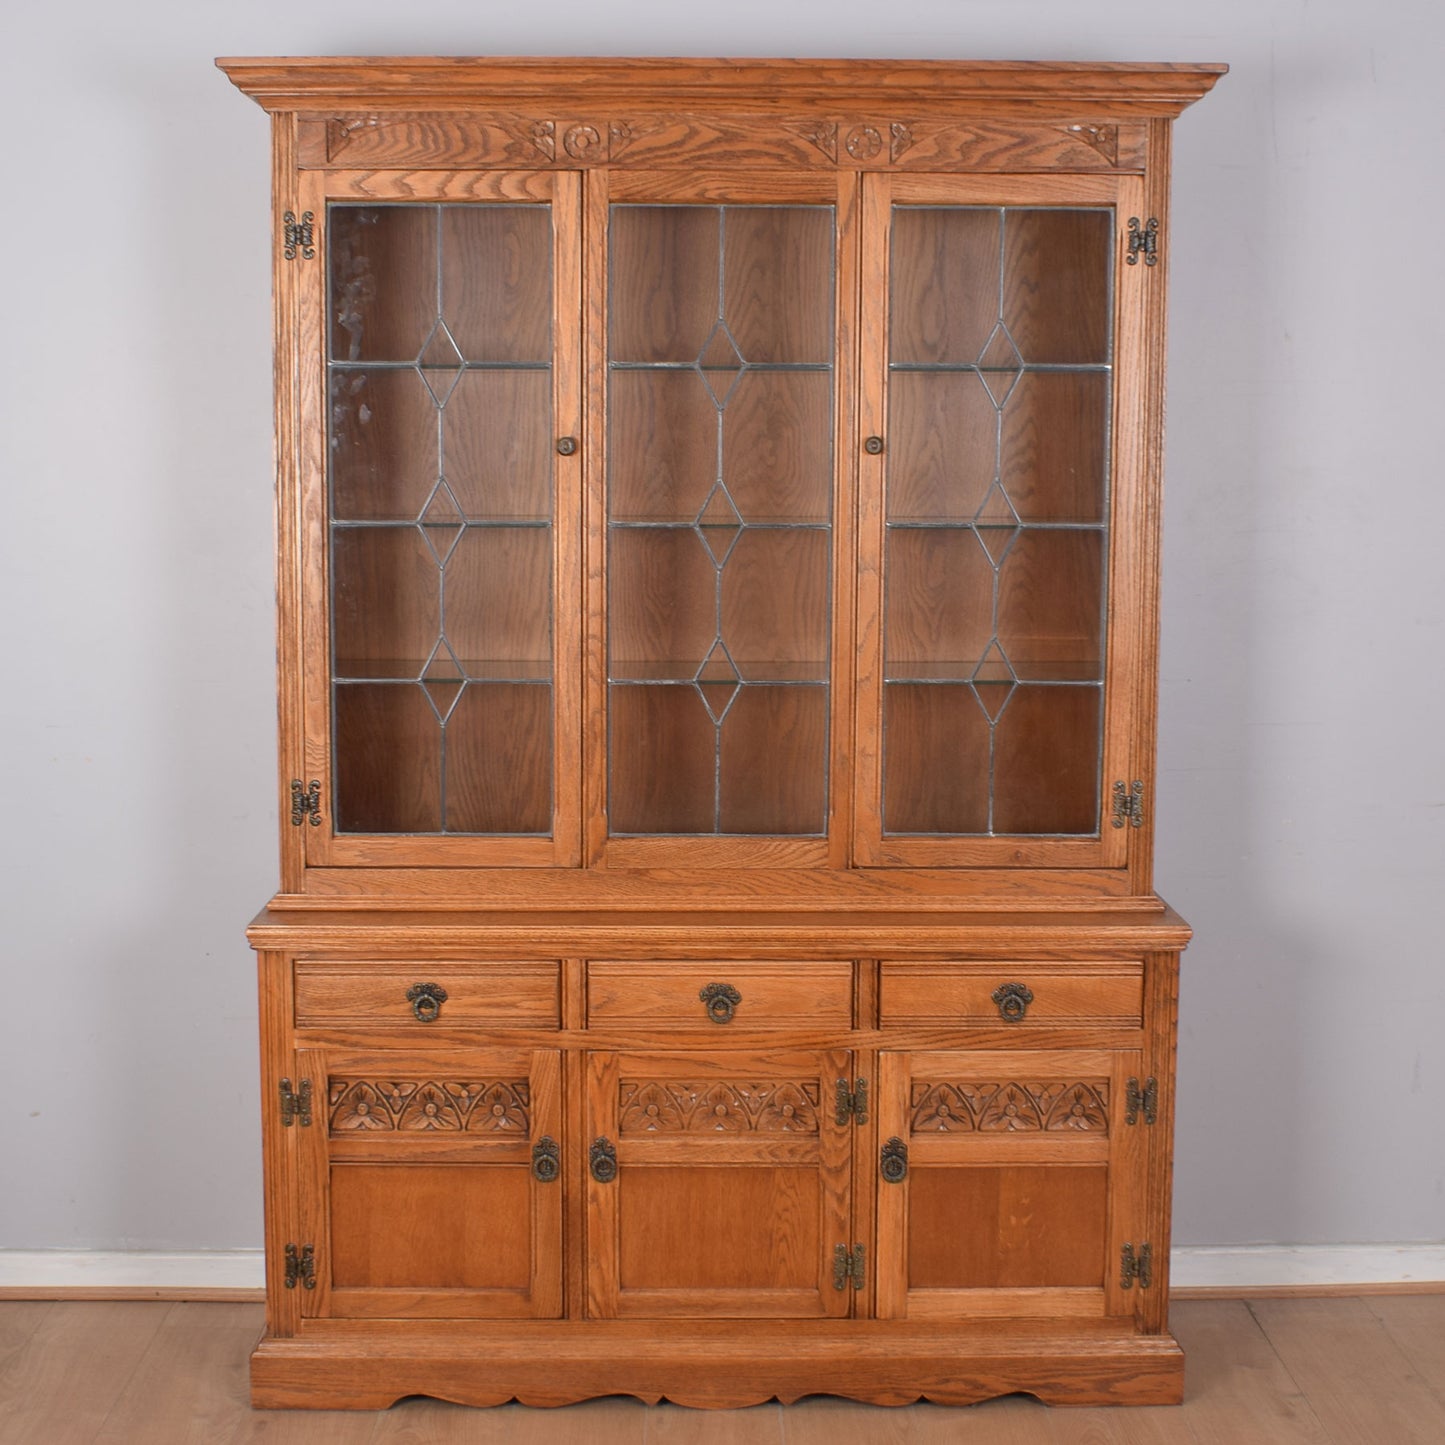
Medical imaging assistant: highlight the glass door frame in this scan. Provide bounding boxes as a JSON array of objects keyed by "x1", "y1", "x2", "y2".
[
  {"x1": 586, "y1": 169, "x2": 861, "y2": 871},
  {"x1": 854, "y1": 172, "x2": 1147, "y2": 870},
  {"x1": 293, "y1": 168, "x2": 584, "y2": 869}
]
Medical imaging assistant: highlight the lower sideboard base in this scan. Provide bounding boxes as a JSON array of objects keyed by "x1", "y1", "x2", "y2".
[{"x1": 250, "y1": 1319, "x2": 1185, "y2": 1410}]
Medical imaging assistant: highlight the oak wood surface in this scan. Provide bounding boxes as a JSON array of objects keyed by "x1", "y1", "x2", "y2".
[{"x1": 218, "y1": 58, "x2": 1227, "y2": 117}]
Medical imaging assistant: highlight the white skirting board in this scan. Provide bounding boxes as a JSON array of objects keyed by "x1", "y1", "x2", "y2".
[{"x1": 1, "y1": 1245, "x2": 1442, "y2": 1294}]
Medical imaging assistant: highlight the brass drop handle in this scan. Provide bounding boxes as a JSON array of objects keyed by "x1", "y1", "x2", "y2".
[
  {"x1": 880, "y1": 1137, "x2": 909, "y2": 1184},
  {"x1": 556, "y1": 436, "x2": 578, "y2": 456},
  {"x1": 406, "y1": 982, "x2": 448, "y2": 1023},
  {"x1": 699, "y1": 981, "x2": 742, "y2": 1024},
  {"x1": 864, "y1": 435, "x2": 884, "y2": 455},
  {"x1": 531, "y1": 1137, "x2": 560, "y2": 1183},
  {"x1": 991, "y1": 982, "x2": 1034, "y2": 1022},
  {"x1": 589, "y1": 1136, "x2": 617, "y2": 1183}
]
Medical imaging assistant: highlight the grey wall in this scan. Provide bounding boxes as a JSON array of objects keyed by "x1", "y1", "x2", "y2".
[{"x1": 2, "y1": 1, "x2": 1440, "y2": 1255}]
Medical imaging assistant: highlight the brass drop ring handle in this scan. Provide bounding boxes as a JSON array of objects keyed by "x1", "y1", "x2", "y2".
[
  {"x1": 589, "y1": 1136, "x2": 617, "y2": 1183},
  {"x1": 532, "y1": 1137, "x2": 560, "y2": 1183},
  {"x1": 406, "y1": 982, "x2": 448, "y2": 1023},
  {"x1": 699, "y1": 981, "x2": 742, "y2": 1024},
  {"x1": 991, "y1": 982, "x2": 1034, "y2": 1022},
  {"x1": 880, "y1": 1137, "x2": 909, "y2": 1184}
]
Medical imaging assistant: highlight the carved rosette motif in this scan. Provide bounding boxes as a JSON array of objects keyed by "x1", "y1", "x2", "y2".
[
  {"x1": 328, "y1": 1079, "x2": 530, "y2": 1134},
  {"x1": 792, "y1": 119, "x2": 914, "y2": 165},
  {"x1": 1062, "y1": 123, "x2": 1120, "y2": 166},
  {"x1": 528, "y1": 119, "x2": 638, "y2": 163},
  {"x1": 910, "y1": 1081, "x2": 1109, "y2": 1134},
  {"x1": 619, "y1": 1080, "x2": 820, "y2": 1134}
]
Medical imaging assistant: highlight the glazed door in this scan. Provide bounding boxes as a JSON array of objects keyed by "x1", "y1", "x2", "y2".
[
  {"x1": 292, "y1": 169, "x2": 583, "y2": 867},
  {"x1": 874, "y1": 1049, "x2": 1148, "y2": 1320},
  {"x1": 593, "y1": 171, "x2": 857, "y2": 869},
  {"x1": 855, "y1": 174, "x2": 1147, "y2": 869},
  {"x1": 294, "y1": 1047, "x2": 563, "y2": 1319},
  {"x1": 584, "y1": 1049, "x2": 854, "y2": 1318}
]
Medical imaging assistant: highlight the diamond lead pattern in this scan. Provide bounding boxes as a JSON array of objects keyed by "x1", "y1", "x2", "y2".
[{"x1": 417, "y1": 319, "x2": 465, "y2": 406}]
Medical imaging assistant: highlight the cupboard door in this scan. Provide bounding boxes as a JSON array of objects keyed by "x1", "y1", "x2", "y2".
[
  {"x1": 584, "y1": 1049, "x2": 854, "y2": 1318},
  {"x1": 297, "y1": 170, "x2": 583, "y2": 868},
  {"x1": 875, "y1": 1049, "x2": 1147, "y2": 1321},
  {"x1": 294, "y1": 1047, "x2": 562, "y2": 1319},
  {"x1": 856, "y1": 174, "x2": 1147, "y2": 869}
]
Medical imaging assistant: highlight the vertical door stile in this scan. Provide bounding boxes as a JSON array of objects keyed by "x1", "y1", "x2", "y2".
[
  {"x1": 584, "y1": 1050, "x2": 620, "y2": 1317},
  {"x1": 293, "y1": 1046, "x2": 330, "y2": 1318},
  {"x1": 293, "y1": 166, "x2": 330, "y2": 870},
  {"x1": 582, "y1": 167, "x2": 611, "y2": 867},
  {"x1": 827, "y1": 173, "x2": 863, "y2": 869},
  {"x1": 1100, "y1": 173, "x2": 1150, "y2": 870},
  {"x1": 551, "y1": 171, "x2": 585, "y2": 866},
  {"x1": 1104, "y1": 1047, "x2": 1148, "y2": 1319},
  {"x1": 530, "y1": 1047, "x2": 565, "y2": 1317},
  {"x1": 852, "y1": 173, "x2": 892, "y2": 866},
  {"x1": 873, "y1": 1050, "x2": 908, "y2": 1318}
]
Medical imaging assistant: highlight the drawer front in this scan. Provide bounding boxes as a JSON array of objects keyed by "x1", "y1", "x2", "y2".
[
  {"x1": 878, "y1": 962, "x2": 1143, "y2": 1029},
  {"x1": 586, "y1": 961, "x2": 854, "y2": 1030},
  {"x1": 294, "y1": 962, "x2": 561, "y2": 1029}
]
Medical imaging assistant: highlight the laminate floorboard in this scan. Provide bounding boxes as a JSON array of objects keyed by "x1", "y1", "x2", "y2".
[
  {"x1": 4, "y1": 1298, "x2": 1445, "y2": 1444},
  {"x1": 1247, "y1": 1297, "x2": 1445, "y2": 1445},
  {"x1": 0, "y1": 1302, "x2": 169, "y2": 1445}
]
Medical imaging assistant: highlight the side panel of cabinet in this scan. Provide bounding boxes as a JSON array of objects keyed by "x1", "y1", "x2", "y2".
[
  {"x1": 584, "y1": 1048, "x2": 853, "y2": 1319},
  {"x1": 874, "y1": 1048, "x2": 1147, "y2": 1320},
  {"x1": 295, "y1": 1046, "x2": 563, "y2": 1319}
]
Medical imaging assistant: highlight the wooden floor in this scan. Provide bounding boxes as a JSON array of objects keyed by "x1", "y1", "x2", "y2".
[{"x1": 2, "y1": 1297, "x2": 1443, "y2": 1443}]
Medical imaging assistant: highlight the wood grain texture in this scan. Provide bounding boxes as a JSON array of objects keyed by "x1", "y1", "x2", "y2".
[
  {"x1": 218, "y1": 58, "x2": 1227, "y2": 118},
  {"x1": 295, "y1": 112, "x2": 1153, "y2": 175}
]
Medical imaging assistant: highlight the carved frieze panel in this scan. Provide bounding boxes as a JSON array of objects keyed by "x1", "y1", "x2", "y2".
[
  {"x1": 619, "y1": 1080, "x2": 820, "y2": 1134},
  {"x1": 306, "y1": 112, "x2": 1144, "y2": 172},
  {"x1": 909, "y1": 1080, "x2": 1109, "y2": 1135},
  {"x1": 328, "y1": 1079, "x2": 530, "y2": 1134}
]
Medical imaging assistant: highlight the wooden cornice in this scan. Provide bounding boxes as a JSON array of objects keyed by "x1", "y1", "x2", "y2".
[{"x1": 216, "y1": 56, "x2": 1227, "y2": 118}]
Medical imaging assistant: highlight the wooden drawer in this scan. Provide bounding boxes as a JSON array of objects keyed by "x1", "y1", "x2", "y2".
[
  {"x1": 586, "y1": 961, "x2": 854, "y2": 1030},
  {"x1": 878, "y1": 962, "x2": 1144, "y2": 1029},
  {"x1": 294, "y1": 962, "x2": 560, "y2": 1029}
]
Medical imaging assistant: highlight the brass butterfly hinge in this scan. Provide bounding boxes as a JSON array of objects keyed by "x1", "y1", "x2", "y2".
[
  {"x1": 282, "y1": 210, "x2": 315, "y2": 261},
  {"x1": 283, "y1": 1243, "x2": 316, "y2": 1290},
  {"x1": 1111, "y1": 779, "x2": 1145, "y2": 829},
  {"x1": 278, "y1": 1077, "x2": 312, "y2": 1128},
  {"x1": 1120, "y1": 1242, "x2": 1154, "y2": 1290},
  {"x1": 1125, "y1": 1077, "x2": 1159, "y2": 1126},
  {"x1": 834, "y1": 1077, "x2": 869, "y2": 1126},
  {"x1": 290, "y1": 779, "x2": 322, "y2": 827},
  {"x1": 1126, "y1": 216, "x2": 1160, "y2": 266},
  {"x1": 832, "y1": 1242, "x2": 866, "y2": 1291}
]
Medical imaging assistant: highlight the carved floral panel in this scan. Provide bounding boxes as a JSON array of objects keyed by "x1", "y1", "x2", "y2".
[
  {"x1": 909, "y1": 1080, "x2": 1109, "y2": 1135},
  {"x1": 619, "y1": 1080, "x2": 820, "y2": 1134},
  {"x1": 328, "y1": 1079, "x2": 530, "y2": 1134}
]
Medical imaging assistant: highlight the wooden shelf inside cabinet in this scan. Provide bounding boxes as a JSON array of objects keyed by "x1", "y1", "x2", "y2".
[{"x1": 225, "y1": 53, "x2": 1221, "y2": 1411}]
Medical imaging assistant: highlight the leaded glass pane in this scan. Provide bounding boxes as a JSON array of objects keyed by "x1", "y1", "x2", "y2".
[
  {"x1": 326, "y1": 202, "x2": 554, "y2": 835},
  {"x1": 883, "y1": 205, "x2": 1112, "y2": 837},
  {"x1": 607, "y1": 204, "x2": 835, "y2": 836}
]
